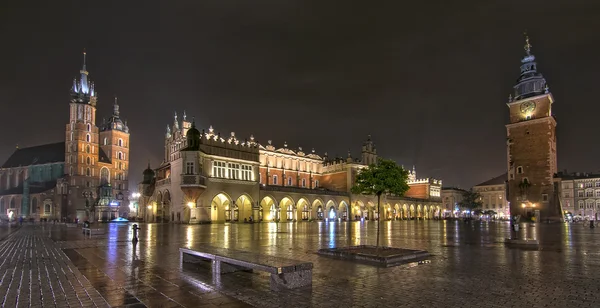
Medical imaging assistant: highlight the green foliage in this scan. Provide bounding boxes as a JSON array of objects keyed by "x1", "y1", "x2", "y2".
[
  {"x1": 351, "y1": 158, "x2": 409, "y2": 249},
  {"x1": 351, "y1": 158, "x2": 410, "y2": 197},
  {"x1": 459, "y1": 189, "x2": 483, "y2": 212}
]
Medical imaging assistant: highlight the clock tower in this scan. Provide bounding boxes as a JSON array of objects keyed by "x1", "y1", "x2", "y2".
[{"x1": 506, "y1": 35, "x2": 559, "y2": 220}]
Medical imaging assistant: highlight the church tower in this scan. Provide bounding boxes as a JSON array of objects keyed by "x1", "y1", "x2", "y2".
[
  {"x1": 361, "y1": 135, "x2": 377, "y2": 165},
  {"x1": 99, "y1": 97, "x2": 130, "y2": 197},
  {"x1": 506, "y1": 35, "x2": 559, "y2": 220},
  {"x1": 65, "y1": 51, "x2": 99, "y2": 187}
]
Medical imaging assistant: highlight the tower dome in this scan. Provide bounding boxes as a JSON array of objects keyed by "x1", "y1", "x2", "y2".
[
  {"x1": 142, "y1": 163, "x2": 155, "y2": 184},
  {"x1": 185, "y1": 119, "x2": 201, "y2": 150}
]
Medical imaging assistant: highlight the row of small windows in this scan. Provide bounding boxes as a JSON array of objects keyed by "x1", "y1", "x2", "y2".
[
  {"x1": 0, "y1": 198, "x2": 52, "y2": 214},
  {"x1": 575, "y1": 190, "x2": 600, "y2": 198},
  {"x1": 268, "y1": 174, "x2": 317, "y2": 188},
  {"x1": 578, "y1": 200, "x2": 600, "y2": 209},
  {"x1": 577, "y1": 182, "x2": 600, "y2": 188},
  {"x1": 69, "y1": 132, "x2": 126, "y2": 148},
  {"x1": 210, "y1": 161, "x2": 254, "y2": 181}
]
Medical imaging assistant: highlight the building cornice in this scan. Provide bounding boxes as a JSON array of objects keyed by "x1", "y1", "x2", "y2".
[
  {"x1": 506, "y1": 116, "x2": 557, "y2": 129},
  {"x1": 506, "y1": 93, "x2": 554, "y2": 107}
]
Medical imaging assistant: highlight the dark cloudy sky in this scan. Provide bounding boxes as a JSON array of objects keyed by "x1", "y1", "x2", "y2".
[{"x1": 1, "y1": 0, "x2": 599, "y2": 188}]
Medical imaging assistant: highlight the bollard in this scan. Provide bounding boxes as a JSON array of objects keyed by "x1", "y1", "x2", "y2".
[{"x1": 132, "y1": 224, "x2": 140, "y2": 242}]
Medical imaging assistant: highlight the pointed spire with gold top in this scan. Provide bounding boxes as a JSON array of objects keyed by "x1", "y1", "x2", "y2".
[{"x1": 513, "y1": 33, "x2": 548, "y2": 101}]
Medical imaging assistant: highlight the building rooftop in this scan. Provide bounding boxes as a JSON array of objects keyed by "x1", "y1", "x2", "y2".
[
  {"x1": 1, "y1": 142, "x2": 65, "y2": 169},
  {"x1": 555, "y1": 172, "x2": 600, "y2": 180},
  {"x1": 442, "y1": 187, "x2": 467, "y2": 192},
  {"x1": 474, "y1": 173, "x2": 507, "y2": 187}
]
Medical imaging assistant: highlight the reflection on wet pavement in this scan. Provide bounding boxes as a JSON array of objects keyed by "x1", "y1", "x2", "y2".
[{"x1": 47, "y1": 220, "x2": 600, "y2": 307}]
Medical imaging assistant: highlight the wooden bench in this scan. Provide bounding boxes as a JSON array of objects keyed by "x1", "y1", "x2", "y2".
[
  {"x1": 180, "y1": 247, "x2": 313, "y2": 291},
  {"x1": 82, "y1": 227, "x2": 106, "y2": 238}
]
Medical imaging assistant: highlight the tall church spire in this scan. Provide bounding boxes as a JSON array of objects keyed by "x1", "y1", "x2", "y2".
[
  {"x1": 512, "y1": 33, "x2": 548, "y2": 101},
  {"x1": 71, "y1": 49, "x2": 96, "y2": 105}
]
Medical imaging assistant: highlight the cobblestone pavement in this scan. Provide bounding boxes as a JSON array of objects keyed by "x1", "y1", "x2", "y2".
[
  {"x1": 0, "y1": 225, "x2": 109, "y2": 307},
  {"x1": 46, "y1": 220, "x2": 600, "y2": 307}
]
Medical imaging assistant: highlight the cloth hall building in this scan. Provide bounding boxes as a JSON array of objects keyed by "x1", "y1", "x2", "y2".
[{"x1": 138, "y1": 116, "x2": 443, "y2": 224}]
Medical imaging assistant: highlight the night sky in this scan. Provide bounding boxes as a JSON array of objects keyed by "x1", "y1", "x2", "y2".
[{"x1": 1, "y1": 1, "x2": 599, "y2": 189}]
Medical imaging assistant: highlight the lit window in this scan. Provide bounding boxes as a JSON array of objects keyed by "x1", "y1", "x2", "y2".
[
  {"x1": 213, "y1": 161, "x2": 226, "y2": 178},
  {"x1": 241, "y1": 165, "x2": 252, "y2": 181},
  {"x1": 103, "y1": 138, "x2": 108, "y2": 145},
  {"x1": 227, "y1": 163, "x2": 240, "y2": 180}
]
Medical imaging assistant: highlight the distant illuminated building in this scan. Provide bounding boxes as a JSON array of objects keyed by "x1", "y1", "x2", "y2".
[{"x1": 138, "y1": 119, "x2": 443, "y2": 224}]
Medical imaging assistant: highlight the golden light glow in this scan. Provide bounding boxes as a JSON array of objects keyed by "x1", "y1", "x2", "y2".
[
  {"x1": 147, "y1": 205, "x2": 152, "y2": 209},
  {"x1": 521, "y1": 203, "x2": 526, "y2": 208},
  {"x1": 266, "y1": 214, "x2": 272, "y2": 221},
  {"x1": 187, "y1": 202, "x2": 195, "y2": 208}
]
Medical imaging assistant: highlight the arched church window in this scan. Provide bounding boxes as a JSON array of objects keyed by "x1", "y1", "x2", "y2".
[
  {"x1": 517, "y1": 166, "x2": 523, "y2": 174},
  {"x1": 117, "y1": 152, "x2": 123, "y2": 160},
  {"x1": 86, "y1": 168, "x2": 91, "y2": 176},
  {"x1": 86, "y1": 157, "x2": 91, "y2": 165},
  {"x1": 86, "y1": 145, "x2": 90, "y2": 153},
  {"x1": 86, "y1": 134, "x2": 91, "y2": 142},
  {"x1": 302, "y1": 178, "x2": 306, "y2": 188},
  {"x1": 87, "y1": 124, "x2": 91, "y2": 132},
  {"x1": 315, "y1": 180, "x2": 319, "y2": 188},
  {"x1": 100, "y1": 167, "x2": 109, "y2": 185},
  {"x1": 118, "y1": 138, "x2": 123, "y2": 147},
  {"x1": 103, "y1": 138, "x2": 108, "y2": 146}
]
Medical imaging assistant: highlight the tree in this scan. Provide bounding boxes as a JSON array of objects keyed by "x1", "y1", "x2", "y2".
[
  {"x1": 459, "y1": 189, "x2": 483, "y2": 218},
  {"x1": 351, "y1": 158, "x2": 410, "y2": 249}
]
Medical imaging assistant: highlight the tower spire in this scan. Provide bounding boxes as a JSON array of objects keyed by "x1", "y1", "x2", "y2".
[
  {"x1": 524, "y1": 32, "x2": 532, "y2": 56},
  {"x1": 113, "y1": 97, "x2": 120, "y2": 116},
  {"x1": 82, "y1": 49, "x2": 87, "y2": 71}
]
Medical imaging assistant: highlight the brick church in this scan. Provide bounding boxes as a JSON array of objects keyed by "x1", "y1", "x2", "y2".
[{"x1": 0, "y1": 52, "x2": 131, "y2": 222}]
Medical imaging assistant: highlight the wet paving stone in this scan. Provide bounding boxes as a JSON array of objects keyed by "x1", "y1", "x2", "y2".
[{"x1": 7, "y1": 221, "x2": 600, "y2": 307}]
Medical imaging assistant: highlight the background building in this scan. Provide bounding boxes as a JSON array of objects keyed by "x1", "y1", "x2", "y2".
[
  {"x1": 473, "y1": 173, "x2": 509, "y2": 219},
  {"x1": 441, "y1": 187, "x2": 466, "y2": 217},
  {"x1": 138, "y1": 117, "x2": 443, "y2": 224},
  {"x1": 556, "y1": 172, "x2": 600, "y2": 220},
  {"x1": 0, "y1": 52, "x2": 130, "y2": 222}
]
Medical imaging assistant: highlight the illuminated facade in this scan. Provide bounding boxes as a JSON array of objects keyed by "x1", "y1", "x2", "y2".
[
  {"x1": 139, "y1": 117, "x2": 443, "y2": 224},
  {"x1": 473, "y1": 174, "x2": 509, "y2": 218},
  {"x1": 555, "y1": 172, "x2": 600, "y2": 220},
  {"x1": 0, "y1": 52, "x2": 130, "y2": 221},
  {"x1": 506, "y1": 36, "x2": 560, "y2": 220},
  {"x1": 441, "y1": 187, "x2": 466, "y2": 217}
]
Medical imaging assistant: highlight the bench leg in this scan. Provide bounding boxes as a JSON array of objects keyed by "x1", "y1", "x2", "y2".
[
  {"x1": 270, "y1": 270, "x2": 312, "y2": 291},
  {"x1": 212, "y1": 260, "x2": 252, "y2": 274}
]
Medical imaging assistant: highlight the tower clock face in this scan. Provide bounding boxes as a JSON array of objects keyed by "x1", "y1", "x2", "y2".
[{"x1": 520, "y1": 101, "x2": 536, "y2": 114}]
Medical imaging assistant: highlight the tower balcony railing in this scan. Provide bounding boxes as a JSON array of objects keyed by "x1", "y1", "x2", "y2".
[
  {"x1": 181, "y1": 174, "x2": 207, "y2": 187},
  {"x1": 156, "y1": 178, "x2": 171, "y2": 187}
]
